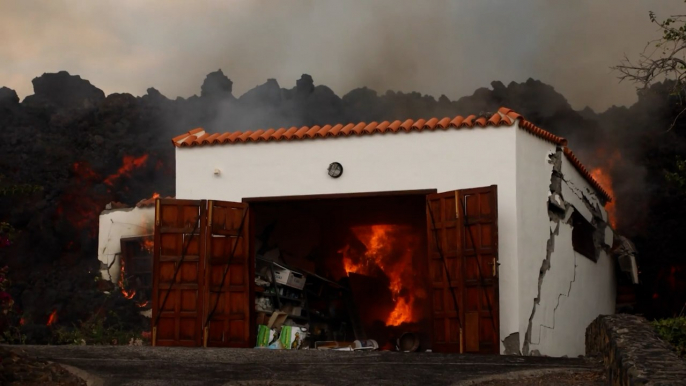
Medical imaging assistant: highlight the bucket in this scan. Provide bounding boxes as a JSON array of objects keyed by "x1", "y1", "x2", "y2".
[
  {"x1": 397, "y1": 332, "x2": 420, "y2": 352},
  {"x1": 353, "y1": 339, "x2": 379, "y2": 350}
]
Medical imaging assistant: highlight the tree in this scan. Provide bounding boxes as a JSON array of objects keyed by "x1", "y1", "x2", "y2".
[{"x1": 613, "y1": 3, "x2": 686, "y2": 130}]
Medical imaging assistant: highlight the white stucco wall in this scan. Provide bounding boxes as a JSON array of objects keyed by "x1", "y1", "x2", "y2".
[
  {"x1": 174, "y1": 122, "x2": 616, "y2": 356},
  {"x1": 97, "y1": 206, "x2": 155, "y2": 284},
  {"x1": 514, "y1": 129, "x2": 557, "y2": 353},
  {"x1": 515, "y1": 129, "x2": 616, "y2": 357},
  {"x1": 176, "y1": 125, "x2": 520, "y2": 347}
]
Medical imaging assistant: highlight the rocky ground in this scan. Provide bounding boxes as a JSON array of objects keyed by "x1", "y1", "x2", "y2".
[
  {"x1": 14, "y1": 345, "x2": 603, "y2": 386},
  {"x1": 0, "y1": 345, "x2": 85, "y2": 386},
  {"x1": 470, "y1": 369, "x2": 606, "y2": 385}
]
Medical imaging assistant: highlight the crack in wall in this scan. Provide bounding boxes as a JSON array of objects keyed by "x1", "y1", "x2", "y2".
[
  {"x1": 522, "y1": 149, "x2": 564, "y2": 356},
  {"x1": 521, "y1": 147, "x2": 611, "y2": 355},
  {"x1": 531, "y1": 243, "x2": 577, "y2": 345}
]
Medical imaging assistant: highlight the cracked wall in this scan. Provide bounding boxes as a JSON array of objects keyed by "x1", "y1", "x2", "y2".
[
  {"x1": 515, "y1": 130, "x2": 616, "y2": 357},
  {"x1": 97, "y1": 205, "x2": 155, "y2": 285}
]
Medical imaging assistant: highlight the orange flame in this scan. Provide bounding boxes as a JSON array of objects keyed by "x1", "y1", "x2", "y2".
[
  {"x1": 151, "y1": 192, "x2": 160, "y2": 199},
  {"x1": 590, "y1": 167, "x2": 617, "y2": 228},
  {"x1": 118, "y1": 258, "x2": 136, "y2": 300},
  {"x1": 141, "y1": 238, "x2": 154, "y2": 254},
  {"x1": 136, "y1": 300, "x2": 149, "y2": 308},
  {"x1": 340, "y1": 225, "x2": 419, "y2": 326},
  {"x1": 104, "y1": 154, "x2": 149, "y2": 186},
  {"x1": 46, "y1": 310, "x2": 58, "y2": 326}
]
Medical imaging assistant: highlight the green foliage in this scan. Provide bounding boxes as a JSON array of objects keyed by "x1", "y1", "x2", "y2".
[
  {"x1": 652, "y1": 317, "x2": 686, "y2": 357},
  {"x1": 650, "y1": 7, "x2": 686, "y2": 44},
  {"x1": 52, "y1": 308, "x2": 148, "y2": 346},
  {"x1": 665, "y1": 158, "x2": 686, "y2": 192},
  {"x1": 0, "y1": 174, "x2": 43, "y2": 196},
  {"x1": 614, "y1": 2, "x2": 686, "y2": 130},
  {"x1": 0, "y1": 267, "x2": 22, "y2": 344}
]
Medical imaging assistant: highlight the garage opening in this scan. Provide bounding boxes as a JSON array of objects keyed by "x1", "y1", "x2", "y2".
[
  {"x1": 247, "y1": 191, "x2": 433, "y2": 351},
  {"x1": 151, "y1": 186, "x2": 499, "y2": 353}
]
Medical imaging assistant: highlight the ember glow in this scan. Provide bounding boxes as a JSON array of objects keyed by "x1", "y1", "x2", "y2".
[
  {"x1": 340, "y1": 225, "x2": 419, "y2": 326},
  {"x1": 104, "y1": 154, "x2": 149, "y2": 186},
  {"x1": 46, "y1": 309, "x2": 58, "y2": 326},
  {"x1": 119, "y1": 258, "x2": 136, "y2": 300},
  {"x1": 141, "y1": 238, "x2": 154, "y2": 254}
]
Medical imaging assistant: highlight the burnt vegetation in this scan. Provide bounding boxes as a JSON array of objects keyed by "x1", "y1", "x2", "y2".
[{"x1": 1, "y1": 69, "x2": 685, "y2": 343}]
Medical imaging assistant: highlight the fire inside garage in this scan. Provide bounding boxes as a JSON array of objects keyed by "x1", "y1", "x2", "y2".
[
  {"x1": 151, "y1": 187, "x2": 498, "y2": 353},
  {"x1": 98, "y1": 107, "x2": 632, "y2": 356}
]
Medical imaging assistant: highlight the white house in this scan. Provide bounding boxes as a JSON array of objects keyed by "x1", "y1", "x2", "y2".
[{"x1": 166, "y1": 106, "x2": 621, "y2": 356}]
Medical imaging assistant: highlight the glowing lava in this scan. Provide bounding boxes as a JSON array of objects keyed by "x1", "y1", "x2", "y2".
[
  {"x1": 340, "y1": 225, "x2": 419, "y2": 326},
  {"x1": 104, "y1": 154, "x2": 149, "y2": 186},
  {"x1": 46, "y1": 310, "x2": 58, "y2": 326}
]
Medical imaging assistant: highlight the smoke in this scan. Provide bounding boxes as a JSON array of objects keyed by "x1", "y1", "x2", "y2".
[{"x1": 1, "y1": 0, "x2": 684, "y2": 111}]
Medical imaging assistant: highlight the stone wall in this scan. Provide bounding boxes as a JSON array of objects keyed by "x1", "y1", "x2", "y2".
[{"x1": 586, "y1": 314, "x2": 686, "y2": 385}]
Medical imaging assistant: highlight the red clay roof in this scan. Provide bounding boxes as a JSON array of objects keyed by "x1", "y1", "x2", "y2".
[
  {"x1": 171, "y1": 107, "x2": 611, "y2": 202},
  {"x1": 171, "y1": 107, "x2": 568, "y2": 147}
]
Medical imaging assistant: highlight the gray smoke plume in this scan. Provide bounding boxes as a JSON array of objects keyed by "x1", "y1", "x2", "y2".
[{"x1": 1, "y1": 0, "x2": 684, "y2": 111}]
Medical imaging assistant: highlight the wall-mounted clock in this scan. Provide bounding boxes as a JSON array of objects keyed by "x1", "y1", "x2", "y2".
[{"x1": 328, "y1": 162, "x2": 343, "y2": 178}]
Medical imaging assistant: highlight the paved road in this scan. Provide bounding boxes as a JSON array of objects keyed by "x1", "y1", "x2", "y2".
[{"x1": 18, "y1": 345, "x2": 600, "y2": 386}]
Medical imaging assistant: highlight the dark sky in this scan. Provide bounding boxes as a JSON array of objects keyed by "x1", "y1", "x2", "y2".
[{"x1": 1, "y1": 0, "x2": 682, "y2": 110}]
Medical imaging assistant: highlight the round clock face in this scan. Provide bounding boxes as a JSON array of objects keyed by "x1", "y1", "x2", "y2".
[{"x1": 328, "y1": 162, "x2": 343, "y2": 178}]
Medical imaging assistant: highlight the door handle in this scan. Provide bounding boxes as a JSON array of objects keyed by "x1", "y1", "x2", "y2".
[{"x1": 487, "y1": 258, "x2": 498, "y2": 277}]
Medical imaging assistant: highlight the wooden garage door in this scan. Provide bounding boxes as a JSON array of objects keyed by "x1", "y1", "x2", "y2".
[
  {"x1": 152, "y1": 199, "x2": 207, "y2": 347},
  {"x1": 203, "y1": 200, "x2": 251, "y2": 347},
  {"x1": 426, "y1": 191, "x2": 463, "y2": 353},
  {"x1": 426, "y1": 185, "x2": 499, "y2": 354},
  {"x1": 460, "y1": 186, "x2": 499, "y2": 354}
]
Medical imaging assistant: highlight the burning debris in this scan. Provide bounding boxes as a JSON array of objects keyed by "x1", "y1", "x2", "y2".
[
  {"x1": 46, "y1": 310, "x2": 58, "y2": 327},
  {"x1": 339, "y1": 225, "x2": 423, "y2": 327}
]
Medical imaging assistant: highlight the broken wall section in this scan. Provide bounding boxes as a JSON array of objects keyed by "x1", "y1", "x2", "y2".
[
  {"x1": 514, "y1": 126, "x2": 615, "y2": 357},
  {"x1": 521, "y1": 144, "x2": 615, "y2": 357},
  {"x1": 97, "y1": 201, "x2": 155, "y2": 285}
]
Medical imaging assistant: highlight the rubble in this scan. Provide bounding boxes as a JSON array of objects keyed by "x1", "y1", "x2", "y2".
[{"x1": 0, "y1": 345, "x2": 85, "y2": 386}]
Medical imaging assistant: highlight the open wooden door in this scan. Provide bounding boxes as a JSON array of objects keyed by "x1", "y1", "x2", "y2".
[
  {"x1": 203, "y1": 200, "x2": 251, "y2": 347},
  {"x1": 460, "y1": 186, "x2": 499, "y2": 354},
  {"x1": 152, "y1": 199, "x2": 252, "y2": 348},
  {"x1": 426, "y1": 191, "x2": 463, "y2": 353},
  {"x1": 152, "y1": 199, "x2": 207, "y2": 347},
  {"x1": 426, "y1": 185, "x2": 499, "y2": 354}
]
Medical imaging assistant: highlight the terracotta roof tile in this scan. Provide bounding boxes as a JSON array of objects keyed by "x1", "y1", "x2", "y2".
[
  {"x1": 563, "y1": 147, "x2": 612, "y2": 202},
  {"x1": 170, "y1": 106, "x2": 610, "y2": 201},
  {"x1": 363, "y1": 122, "x2": 378, "y2": 134},
  {"x1": 400, "y1": 119, "x2": 414, "y2": 131},
  {"x1": 413, "y1": 119, "x2": 426, "y2": 130}
]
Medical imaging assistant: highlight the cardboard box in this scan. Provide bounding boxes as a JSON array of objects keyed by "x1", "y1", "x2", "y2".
[
  {"x1": 279, "y1": 326, "x2": 308, "y2": 350},
  {"x1": 266, "y1": 311, "x2": 288, "y2": 330},
  {"x1": 255, "y1": 325, "x2": 275, "y2": 348},
  {"x1": 291, "y1": 306, "x2": 302, "y2": 316},
  {"x1": 273, "y1": 265, "x2": 306, "y2": 290}
]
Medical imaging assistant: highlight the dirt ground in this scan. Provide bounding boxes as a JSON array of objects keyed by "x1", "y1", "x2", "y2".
[
  {"x1": 0, "y1": 345, "x2": 85, "y2": 386},
  {"x1": 471, "y1": 369, "x2": 607, "y2": 385},
  {"x1": 12, "y1": 345, "x2": 604, "y2": 386}
]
